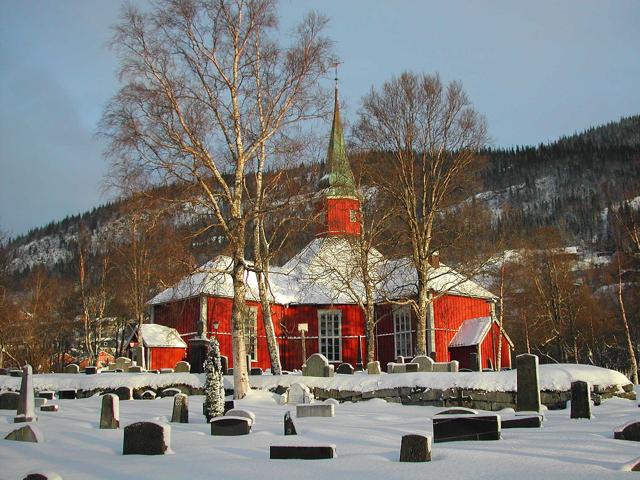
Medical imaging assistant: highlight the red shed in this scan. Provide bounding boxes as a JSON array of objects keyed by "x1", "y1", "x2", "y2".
[{"x1": 128, "y1": 323, "x2": 187, "y2": 370}]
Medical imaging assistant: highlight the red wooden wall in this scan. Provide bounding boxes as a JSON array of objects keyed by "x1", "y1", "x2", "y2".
[
  {"x1": 317, "y1": 197, "x2": 361, "y2": 236},
  {"x1": 480, "y1": 322, "x2": 512, "y2": 370},
  {"x1": 150, "y1": 347, "x2": 187, "y2": 370}
]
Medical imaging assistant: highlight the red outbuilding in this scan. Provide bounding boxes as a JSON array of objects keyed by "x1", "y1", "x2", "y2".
[{"x1": 148, "y1": 86, "x2": 513, "y2": 372}]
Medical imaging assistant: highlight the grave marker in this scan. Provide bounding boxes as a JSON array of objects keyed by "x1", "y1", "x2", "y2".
[
  {"x1": 123, "y1": 422, "x2": 171, "y2": 455},
  {"x1": 516, "y1": 354, "x2": 541, "y2": 412},
  {"x1": 100, "y1": 394, "x2": 120, "y2": 429},
  {"x1": 4, "y1": 424, "x2": 43, "y2": 443},
  {"x1": 296, "y1": 404, "x2": 334, "y2": 418},
  {"x1": 210, "y1": 416, "x2": 251, "y2": 436},
  {"x1": 15, "y1": 364, "x2": 37, "y2": 423},
  {"x1": 270, "y1": 445, "x2": 336, "y2": 460},
  {"x1": 433, "y1": 414, "x2": 501, "y2": 443},
  {"x1": 570, "y1": 381, "x2": 592, "y2": 419},
  {"x1": 0, "y1": 391, "x2": 19, "y2": 410},
  {"x1": 284, "y1": 411, "x2": 297, "y2": 435},
  {"x1": 399, "y1": 434, "x2": 432, "y2": 462},
  {"x1": 171, "y1": 394, "x2": 189, "y2": 423}
]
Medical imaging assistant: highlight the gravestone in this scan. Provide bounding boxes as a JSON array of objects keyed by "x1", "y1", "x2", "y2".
[
  {"x1": 411, "y1": 355, "x2": 434, "y2": 372},
  {"x1": 367, "y1": 361, "x2": 381, "y2": 375},
  {"x1": 115, "y1": 386, "x2": 132, "y2": 401},
  {"x1": 296, "y1": 404, "x2": 334, "y2": 418},
  {"x1": 502, "y1": 415, "x2": 543, "y2": 429},
  {"x1": 284, "y1": 411, "x2": 297, "y2": 435},
  {"x1": 399, "y1": 434, "x2": 432, "y2": 462},
  {"x1": 100, "y1": 394, "x2": 120, "y2": 429},
  {"x1": 22, "y1": 473, "x2": 63, "y2": 480},
  {"x1": 57, "y1": 389, "x2": 77, "y2": 400},
  {"x1": 220, "y1": 356, "x2": 229, "y2": 375},
  {"x1": 35, "y1": 398, "x2": 47, "y2": 408},
  {"x1": 469, "y1": 352, "x2": 480, "y2": 372},
  {"x1": 270, "y1": 445, "x2": 336, "y2": 460},
  {"x1": 287, "y1": 383, "x2": 313, "y2": 405},
  {"x1": 128, "y1": 366, "x2": 144, "y2": 373},
  {"x1": 210, "y1": 416, "x2": 251, "y2": 436},
  {"x1": 250, "y1": 367, "x2": 263, "y2": 376},
  {"x1": 324, "y1": 398, "x2": 339, "y2": 407},
  {"x1": 336, "y1": 363, "x2": 354, "y2": 375},
  {"x1": 437, "y1": 407, "x2": 478, "y2": 415},
  {"x1": 171, "y1": 394, "x2": 189, "y2": 423},
  {"x1": 0, "y1": 391, "x2": 19, "y2": 410},
  {"x1": 9, "y1": 369, "x2": 22, "y2": 377},
  {"x1": 302, "y1": 353, "x2": 334, "y2": 377},
  {"x1": 141, "y1": 390, "x2": 156, "y2": 400},
  {"x1": 38, "y1": 391, "x2": 55, "y2": 400},
  {"x1": 15, "y1": 364, "x2": 37, "y2": 423},
  {"x1": 405, "y1": 363, "x2": 419, "y2": 373},
  {"x1": 395, "y1": 356, "x2": 405, "y2": 364},
  {"x1": 158, "y1": 368, "x2": 173, "y2": 374},
  {"x1": 224, "y1": 400, "x2": 235, "y2": 414},
  {"x1": 85, "y1": 366, "x2": 97, "y2": 375},
  {"x1": 570, "y1": 381, "x2": 592, "y2": 419},
  {"x1": 225, "y1": 408, "x2": 255, "y2": 425},
  {"x1": 516, "y1": 354, "x2": 541, "y2": 412},
  {"x1": 64, "y1": 364, "x2": 79, "y2": 374},
  {"x1": 4, "y1": 424, "x2": 43, "y2": 443},
  {"x1": 174, "y1": 361, "x2": 190, "y2": 373},
  {"x1": 614, "y1": 421, "x2": 640, "y2": 441},
  {"x1": 123, "y1": 422, "x2": 171, "y2": 455},
  {"x1": 432, "y1": 414, "x2": 501, "y2": 443},
  {"x1": 41, "y1": 405, "x2": 59, "y2": 412},
  {"x1": 160, "y1": 388, "x2": 181, "y2": 398}
]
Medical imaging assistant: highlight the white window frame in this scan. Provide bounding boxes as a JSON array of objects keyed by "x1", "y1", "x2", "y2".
[
  {"x1": 244, "y1": 306, "x2": 258, "y2": 361},
  {"x1": 318, "y1": 309, "x2": 342, "y2": 362},
  {"x1": 393, "y1": 306, "x2": 413, "y2": 358}
]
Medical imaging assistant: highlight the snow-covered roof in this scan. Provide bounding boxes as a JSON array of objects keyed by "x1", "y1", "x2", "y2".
[
  {"x1": 149, "y1": 237, "x2": 496, "y2": 306},
  {"x1": 449, "y1": 317, "x2": 492, "y2": 347},
  {"x1": 138, "y1": 324, "x2": 187, "y2": 348}
]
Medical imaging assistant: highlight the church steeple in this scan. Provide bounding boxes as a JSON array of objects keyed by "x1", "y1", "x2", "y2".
[{"x1": 317, "y1": 79, "x2": 361, "y2": 237}]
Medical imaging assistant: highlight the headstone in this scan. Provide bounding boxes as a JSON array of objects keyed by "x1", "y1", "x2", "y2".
[
  {"x1": 411, "y1": 355, "x2": 434, "y2": 372},
  {"x1": 570, "y1": 381, "x2": 592, "y2": 419},
  {"x1": 284, "y1": 411, "x2": 297, "y2": 435},
  {"x1": 399, "y1": 434, "x2": 432, "y2": 462},
  {"x1": 324, "y1": 398, "x2": 339, "y2": 407},
  {"x1": 23, "y1": 472, "x2": 63, "y2": 480},
  {"x1": 225, "y1": 408, "x2": 255, "y2": 425},
  {"x1": 614, "y1": 421, "x2": 640, "y2": 441},
  {"x1": 270, "y1": 445, "x2": 336, "y2": 460},
  {"x1": 0, "y1": 391, "x2": 19, "y2": 410},
  {"x1": 174, "y1": 361, "x2": 190, "y2": 373},
  {"x1": 57, "y1": 389, "x2": 77, "y2": 400},
  {"x1": 395, "y1": 356, "x2": 405, "y2": 364},
  {"x1": 220, "y1": 355, "x2": 229, "y2": 375},
  {"x1": 437, "y1": 407, "x2": 478, "y2": 415},
  {"x1": 159, "y1": 368, "x2": 174, "y2": 374},
  {"x1": 141, "y1": 390, "x2": 156, "y2": 400},
  {"x1": 296, "y1": 404, "x2": 334, "y2": 418},
  {"x1": 9, "y1": 369, "x2": 22, "y2": 377},
  {"x1": 64, "y1": 364, "x2": 79, "y2": 374},
  {"x1": 4, "y1": 424, "x2": 43, "y2": 443},
  {"x1": 35, "y1": 398, "x2": 47, "y2": 408},
  {"x1": 302, "y1": 353, "x2": 334, "y2": 377},
  {"x1": 115, "y1": 386, "x2": 132, "y2": 401},
  {"x1": 100, "y1": 394, "x2": 120, "y2": 429},
  {"x1": 38, "y1": 391, "x2": 55, "y2": 400},
  {"x1": 250, "y1": 367, "x2": 263, "y2": 376},
  {"x1": 469, "y1": 352, "x2": 480, "y2": 372},
  {"x1": 171, "y1": 394, "x2": 189, "y2": 423},
  {"x1": 502, "y1": 415, "x2": 543, "y2": 429},
  {"x1": 85, "y1": 366, "x2": 97, "y2": 375},
  {"x1": 223, "y1": 400, "x2": 235, "y2": 414},
  {"x1": 15, "y1": 364, "x2": 37, "y2": 423},
  {"x1": 210, "y1": 416, "x2": 252, "y2": 436},
  {"x1": 405, "y1": 363, "x2": 419, "y2": 373},
  {"x1": 160, "y1": 388, "x2": 181, "y2": 398},
  {"x1": 516, "y1": 354, "x2": 540, "y2": 412},
  {"x1": 41, "y1": 405, "x2": 59, "y2": 412},
  {"x1": 123, "y1": 421, "x2": 171, "y2": 455},
  {"x1": 336, "y1": 363, "x2": 354, "y2": 375},
  {"x1": 128, "y1": 366, "x2": 144, "y2": 373},
  {"x1": 367, "y1": 361, "x2": 381, "y2": 375},
  {"x1": 287, "y1": 383, "x2": 312, "y2": 405},
  {"x1": 432, "y1": 414, "x2": 501, "y2": 443}
]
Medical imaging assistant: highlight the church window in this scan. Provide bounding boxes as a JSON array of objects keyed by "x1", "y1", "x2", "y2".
[
  {"x1": 318, "y1": 310, "x2": 342, "y2": 362},
  {"x1": 393, "y1": 306, "x2": 413, "y2": 358}
]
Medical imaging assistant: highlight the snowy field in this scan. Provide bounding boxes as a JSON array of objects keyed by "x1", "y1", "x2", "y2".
[{"x1": 1, "y1": 387, "x2": 639, "y2": 480}]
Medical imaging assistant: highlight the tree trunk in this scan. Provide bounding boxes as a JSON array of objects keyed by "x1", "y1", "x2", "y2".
[
  {"x1": 415, "y1": 277, "x2": 430, "y2": 355},
  {"x1": 231, "y1": 255, "x2": 251, "y2": 399},
  {"x1": 618, "y1": 261, "x2": 639, "y2": 384},
  {"x1": 365, "y1": 301, "x2": 376, "y2": 364}
]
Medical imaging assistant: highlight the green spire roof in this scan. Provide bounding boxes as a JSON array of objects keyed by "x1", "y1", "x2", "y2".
[{"x1": 319, "y1": 87, "x2": 358, "y2": 198}]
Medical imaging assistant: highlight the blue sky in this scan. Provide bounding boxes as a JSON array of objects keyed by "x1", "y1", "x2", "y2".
[{"x1": 1, "y1": 0, "x2": 639, "y2": 237}]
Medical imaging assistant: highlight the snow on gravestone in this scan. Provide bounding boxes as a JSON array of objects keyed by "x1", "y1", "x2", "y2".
[
  {"x1": 171, "y1": 394, "x2": 189, "y2": 423},
  {"x1": 225, "y1": 409, "x2": 256, "y2": 425},
  {"x1": 100, "y1": 394, "x2": 120, "y2": 429},
  {"x1": 516, "y1": 354, "x2": 541, "y2": 412},
  {"x1": 123, "y1": 422, "x2": 171, "y2": 455},
  {"x1": 15, "y1": 364, "x2": 37, "y2": 423},
  {"x1": 287, "y1": 383, "x2": 312, "y2": 405}
]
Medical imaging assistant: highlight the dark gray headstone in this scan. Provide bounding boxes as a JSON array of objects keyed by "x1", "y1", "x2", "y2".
[
  {"x1": 57, "y1": 390, "x2": 77, "y2": 400},
  {"x1": 433, "y1": 415, "x2": 501, "y2": 443},
  {"x1": 0, "y1": 391, "x2": 19, "y2": 410},
  {"x1": 336, "y1": 363, "x2": 355, "y2": 375},
  {"x1": 123, "y1": 422, "x2": 170, "y2": 455},
  {"x1": 469, "y1": 352, "x2": 480, "y2": 372},
  {"x1": 40, "y1": 405, "x2": 59, "y2": 412},
  {"x1": 284, "y1": 411, "x2": 297, "y2": 435},
  {"x1": 141, "y1": 390, "x2": 156, "y2": 400},
  {"x1": 171, "y1": 394, "x2": 189, "y2": 423},
  {"x1": 4, "y1": 424, "x2": 44, "y2": 442},
  {"x1": 220, "y1": 356, "x2": 229, "y2": 375},
  {"x1": 63, "y1": 364, "x2": 79, "y2": 374},
  {"x1": 223, "y1": 400, "x2": 235, "y2": 414},
  {"x1": 399, "y1": 434, "x2": 432, "y2": 462},
  {"x1": 210, "y1": 416, "x2": 251, "y2": 436},
  {"x1": 115, "y1": 386, "x2": 132, "y2": 401},
  {"x1": 10, "y1": 369, "x2": 23, "y2": 377},
  {"x1": 502, "y1": 415, "x2": 543, "y2": 429},
  {"x1": 614, "y1": 421, "x2": 640, "y2": 441},
  {"x1": 250, "y1": 367, "x2": 263, "y2": 376},
  {"x1": 85, "y1": 366, "x2": 97, "y2": 375},
  {"x1": 516, "y1": 354, "x2": 540, "y2": 412},
  {"x1": 570, "y1": 381, "x2": 591, "y2": 419},
  {"x1": 405, "y1": 363, "x2": 419, "y2": 373},
  {"x1": 270, "y1": 445, "x2": 336, "y2": 460},
  {"x1": 38, "y1": 391, "x2": 55, "y2": 400},
  {"x1": 100, "y1": 394, "x2": 120, "y2": 429},
  {"x1": 23, "y1": 473, "x2": 63, "y2": 480}
]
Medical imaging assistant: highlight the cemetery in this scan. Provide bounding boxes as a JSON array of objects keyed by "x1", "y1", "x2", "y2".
[{"x1": 0, "y1": 355, "x2": 639, "y2": 478}]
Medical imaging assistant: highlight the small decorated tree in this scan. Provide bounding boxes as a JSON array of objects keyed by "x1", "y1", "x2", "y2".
[{"x1": 203, "y1": 337, "x2": 225, "y2": 421}]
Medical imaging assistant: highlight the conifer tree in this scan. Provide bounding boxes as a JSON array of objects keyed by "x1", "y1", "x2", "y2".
[{"x1": 203, "y1": 337, "x2": 225, "y2": 421}]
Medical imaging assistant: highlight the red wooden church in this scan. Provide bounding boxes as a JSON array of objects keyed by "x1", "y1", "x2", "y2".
[{"x1": 147, "y1": 87, "x2": 513, "y2": 372}]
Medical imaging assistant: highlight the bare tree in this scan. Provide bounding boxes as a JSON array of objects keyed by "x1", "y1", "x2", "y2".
[
  {"x1": 354, "y1": 72, "x2": 488, "y2": 355},
  {"x1": 102, "y1": 0, "x2": 331, "y2": 397}
]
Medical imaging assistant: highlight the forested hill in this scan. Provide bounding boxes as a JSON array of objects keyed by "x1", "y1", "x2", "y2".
[{"x1": 3, "y1": 115, "x2": 639, "y2": 277}]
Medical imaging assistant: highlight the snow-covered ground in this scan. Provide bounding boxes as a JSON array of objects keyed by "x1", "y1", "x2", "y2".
[{"x1": 1, "y1": 384, "x2": 638, "y2": 479}]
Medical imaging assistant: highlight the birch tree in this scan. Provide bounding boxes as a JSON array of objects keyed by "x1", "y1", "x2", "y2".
[{"x1": 102, "y1": 0, "x2": 331, "y2": 397}]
